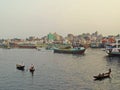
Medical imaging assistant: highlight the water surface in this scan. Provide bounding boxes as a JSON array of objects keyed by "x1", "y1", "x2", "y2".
[{"x1": 0, "y1": 48, "x2": 119, "y2": 90}]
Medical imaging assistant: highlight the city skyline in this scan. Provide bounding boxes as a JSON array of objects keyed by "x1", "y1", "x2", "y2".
[{"x1": 0, "y1": 0, "x2": 120, "y2": 39}]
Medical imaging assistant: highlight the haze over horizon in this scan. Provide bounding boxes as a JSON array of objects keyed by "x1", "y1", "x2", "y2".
[{"x1": 0, "y1": 0, "x2": 120, "y2": 39}]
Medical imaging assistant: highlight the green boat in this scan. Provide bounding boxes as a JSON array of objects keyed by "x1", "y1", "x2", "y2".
[{"x1": 54, "y1": 47, "x2": 85, "y2": 54}]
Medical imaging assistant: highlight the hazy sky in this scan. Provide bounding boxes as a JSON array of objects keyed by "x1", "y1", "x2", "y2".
[{"x1": 0, "y1": 0, "x2": 120, "y2": 39}]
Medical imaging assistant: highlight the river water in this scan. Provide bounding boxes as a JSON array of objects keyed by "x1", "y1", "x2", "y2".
[{"x1": 0, "y1": 48, "x2": 119, "y2": 90}]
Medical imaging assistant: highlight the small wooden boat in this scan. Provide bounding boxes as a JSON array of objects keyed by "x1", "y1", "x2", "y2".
[
  {"x1": 29, "y1": 64, "x2": 35, "y2": 72},
  {"x1": 29, "y1": 68, "x2": 35, "y2": 72},
  {"x1": 93, "y1": 74, "x2": 110, "y2": 80},
  {"x1": 93, "y1": 69, "x2": 111, "y2": 80},
  {"x1": 16, "y1": 64, "x2": 25, "y2": 70}
]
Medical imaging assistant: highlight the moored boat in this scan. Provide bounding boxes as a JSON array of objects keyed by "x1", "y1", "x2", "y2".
[
  {"x1": 106, "y1": 38, "x2": 120, "y2": 56},
  {"x1": 90, "y1": 42, "x2": 100, "y2": 48},
  {"x1": 18, "y1": 43, "x2": 36, "y2": 49},
  {"x1": 54, "y1": 47, "x2": 85, "y2": 54}
]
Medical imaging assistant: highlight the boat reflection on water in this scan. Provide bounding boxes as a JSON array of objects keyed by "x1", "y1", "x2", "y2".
[
  {"x1": 30, "y1": 71, "x2": 34, "y2": 77},
  {"x1": 29, "y1": 69, "x2": 35, "y2": 77},
  {"x1": 105, "y1": 56, "x2": 120, "y2": 67}
]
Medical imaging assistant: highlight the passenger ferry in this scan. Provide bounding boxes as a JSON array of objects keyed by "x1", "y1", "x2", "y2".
[{"x1": 106, "y1": 38, "x2": 120, "y2": 56}]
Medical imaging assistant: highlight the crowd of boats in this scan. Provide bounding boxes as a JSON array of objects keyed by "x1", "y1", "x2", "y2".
[
  {"x1": 1, "y1": 37, "x2": 120, "y2": 56},
  {"x1": 38, "y1": 38, "x2": 120, "y2": 56}
]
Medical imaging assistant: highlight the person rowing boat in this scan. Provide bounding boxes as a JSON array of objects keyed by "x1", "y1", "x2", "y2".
[
  {"x1": 29, "y1": 64, "x2": 35, "y2": 72},
  {"x1": 93, "y1": 68, "x2": 111, "y2": 80}
]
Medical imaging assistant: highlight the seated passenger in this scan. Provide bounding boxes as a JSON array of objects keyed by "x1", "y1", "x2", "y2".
[{"x1": 30, "y1": 64, "x2": 34, "y2": 70}]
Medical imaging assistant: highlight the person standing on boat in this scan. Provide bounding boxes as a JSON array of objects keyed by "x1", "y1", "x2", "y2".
[{"x1": 30, "y1": 64, "x2": 34, "y2": 70}]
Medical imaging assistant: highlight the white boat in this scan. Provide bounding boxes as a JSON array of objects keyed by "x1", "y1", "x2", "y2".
[
  {"x1": 106, "y1": 38, "x2": 120, "y2": 56},
  {"x1": 36, "y1": 47, "x2": 41, "y2": 51}
]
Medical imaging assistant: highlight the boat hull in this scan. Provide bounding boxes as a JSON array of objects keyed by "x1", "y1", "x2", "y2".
[
  {"x1": 29, "y1": 68, "x2": 35, "y2": 72},
  {"x1": 54, "y1": 48, "x2": 85, "y2": 54},
  {"x1": 94, "y1": 75, "x2": 110, "y2": 80},
  {"x1": 16, "y1": 64, "x2": 25, "y2": 70},
  {"x1": 106, "y1": 49, "x2": 120, "y2": 56},
  {"x1": 105, "y1": 38, "x2": 120, "y2": 56}
]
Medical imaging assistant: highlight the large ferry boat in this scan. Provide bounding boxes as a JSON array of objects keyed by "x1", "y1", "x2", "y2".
[{"x1": 106, "y1": 38, "x2": 120, "y2": 56}]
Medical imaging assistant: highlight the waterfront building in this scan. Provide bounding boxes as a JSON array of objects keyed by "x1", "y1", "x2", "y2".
[{"x1": 47, "y1": 33, "x2": 55, "y2": 40}]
